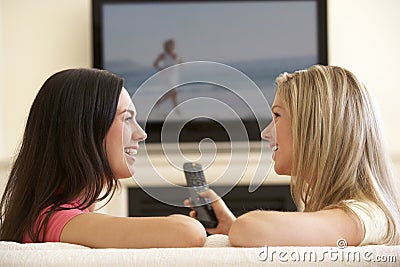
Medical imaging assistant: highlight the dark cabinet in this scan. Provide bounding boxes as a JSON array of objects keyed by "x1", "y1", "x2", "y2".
[{"x1": 128, "y1": 185, "x2": 297, "y2": 217}]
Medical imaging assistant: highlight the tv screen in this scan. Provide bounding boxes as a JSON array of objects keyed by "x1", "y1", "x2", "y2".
[{"x1": 92, "y1": 0, "x2": 327, "y2": 143}]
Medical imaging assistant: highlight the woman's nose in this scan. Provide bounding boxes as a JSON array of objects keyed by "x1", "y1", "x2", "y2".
[
  {"x1": 138, "y1": 126, "x2": 147, "y2": 141},
  {"x1": 133, "y1": 124, "x2": 147, "y2": 142},
  {"x1": 261, "y1": 121, "x2": 275, "y2": 141}
]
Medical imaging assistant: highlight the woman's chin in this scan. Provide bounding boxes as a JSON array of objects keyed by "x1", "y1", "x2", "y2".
[
  {"x1": 274, "y1": 165, "x2": 290, "y2": 176},
  {"x1": 117, "y1": 175, "x2": 132, "y2": 180},
  {"x1": 116, "y1": 166, "x2": 134, "y2": 179}
]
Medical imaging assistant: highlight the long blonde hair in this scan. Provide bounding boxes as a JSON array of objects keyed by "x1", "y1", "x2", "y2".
[{"x1": 276, "y1": 65, "x2": 400, "y2": 244}]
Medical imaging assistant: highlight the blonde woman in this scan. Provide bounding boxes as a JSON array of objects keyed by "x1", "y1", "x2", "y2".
[{"x1": 187, "y1": 65, "x2": 400, "y2": 246}]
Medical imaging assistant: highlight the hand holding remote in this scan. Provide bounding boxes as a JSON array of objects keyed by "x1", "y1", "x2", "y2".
[
  {"x1": 183, "y1": 162, "x2": 236, "y2": 234},
  {"x1": 183, "y1": 162, "x2": 218, "y2": 228}
]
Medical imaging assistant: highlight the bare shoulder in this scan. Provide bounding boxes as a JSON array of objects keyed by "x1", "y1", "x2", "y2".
[
  {"x1": 61, "y1": 212, "x2": 206, "y2": 248},
  {"x1": 229, "y1": 208, "x2": 363, "y2": 247},
  {"x1": 157, "y1": 53, "x2": 165, "y2": 60}
]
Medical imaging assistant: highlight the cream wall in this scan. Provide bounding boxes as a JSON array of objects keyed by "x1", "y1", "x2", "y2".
[
  {"x1": 328, "y1": 0, "x2": 400, "y2": 157},
  {"x1": 0, "y1": 0, "x2": 92, "y2": 160},
  {"x1": 0, "y1": 0, "x2": 5, "y2": 160},
  {"x1": 0, "y1": 0, "x2": 400, "y2": 195}
]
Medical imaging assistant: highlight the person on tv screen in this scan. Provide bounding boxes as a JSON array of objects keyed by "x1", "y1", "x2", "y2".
[
  {"x1": 186, "y1": 65, "x2": 400, "y2": 246},
  {"x1": 0, "y1": 68, "x2": 206, "y2": 248},
  {"x1": 153, "y1": 38, "x2": 183, "y2": 110}
]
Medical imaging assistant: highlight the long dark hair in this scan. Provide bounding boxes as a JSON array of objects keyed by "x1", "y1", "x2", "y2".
[{"x1": 0, "y1": 68, "x2": 124, "y2": 242}]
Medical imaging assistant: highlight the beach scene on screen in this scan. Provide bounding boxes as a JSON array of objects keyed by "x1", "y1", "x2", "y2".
[{"x1": 102, "y1": 1, "x2": 318, "y2": 123}]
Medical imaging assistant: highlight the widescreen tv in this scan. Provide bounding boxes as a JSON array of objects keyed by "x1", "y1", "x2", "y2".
[{"x1": 92, "y1": 0, "x2": 327, "y2": 143}]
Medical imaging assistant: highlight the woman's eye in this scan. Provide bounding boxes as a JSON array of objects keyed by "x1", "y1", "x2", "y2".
[
  {"x1": 124, "y1": 116, "x2": 133, "y2": 122},
  {"x1": 273, "y1": 112, "x2": 280, "y2": 119}
]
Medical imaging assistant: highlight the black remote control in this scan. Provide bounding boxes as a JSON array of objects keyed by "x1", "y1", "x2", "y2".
[{"x1": 183, "y1": 162, "x2": 218, "y2": 228}]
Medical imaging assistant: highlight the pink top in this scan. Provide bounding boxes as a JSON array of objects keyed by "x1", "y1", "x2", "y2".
[{"x1": 23, "y1": 199, "x2": 89, "y2": 243}]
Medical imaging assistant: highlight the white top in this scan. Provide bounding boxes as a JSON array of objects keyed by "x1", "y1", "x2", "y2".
[
  {"x1": 162, "y1": 53, "x2": 181, "y2": 68},
  {"x1": 344, "y1": 200, "x2": 388, "y2": 245}
]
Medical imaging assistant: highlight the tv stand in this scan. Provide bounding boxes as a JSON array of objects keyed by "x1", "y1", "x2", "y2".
[{"x1": 128, "y1": 184, "x2": 296, "y2": 217}]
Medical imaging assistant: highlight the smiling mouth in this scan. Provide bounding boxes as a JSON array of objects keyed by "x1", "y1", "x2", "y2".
[
  {"x1": 124, "y1": 147, "x2": 138, "y2": 156},
  {"x1": 270, "y1": 143, "x2": 279, "y2": 152}
]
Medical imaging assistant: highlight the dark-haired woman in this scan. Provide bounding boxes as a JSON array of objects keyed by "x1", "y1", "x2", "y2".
[{"x1": 0, "y1": 68, "x2": 206, "y2": 248}]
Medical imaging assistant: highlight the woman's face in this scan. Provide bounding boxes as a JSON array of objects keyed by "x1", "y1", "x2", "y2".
[
  {"x1": 261, "y1": 92, "x2": 292, "y2": 175},
  {"x1": 166, "y1": 42, "x2": 175, "y2": 53},
  {"x1": 105, "y1": 88, "x2": 147, "y2": 178}
]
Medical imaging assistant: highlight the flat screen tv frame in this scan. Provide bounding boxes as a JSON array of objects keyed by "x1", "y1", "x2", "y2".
[{"x1": 92, "y1": 0, "x2": 328, "y2": 145}]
